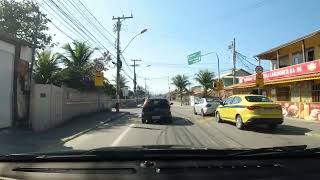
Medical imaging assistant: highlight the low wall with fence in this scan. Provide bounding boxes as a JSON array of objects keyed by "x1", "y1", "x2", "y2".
[{"x1": 30, "y1": 84, "x2": 112, "y2": 132}]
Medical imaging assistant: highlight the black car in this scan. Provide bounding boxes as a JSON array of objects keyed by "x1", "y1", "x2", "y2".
[{"x1": 141, "y1": 97, "x2": 173, "y2": 124}]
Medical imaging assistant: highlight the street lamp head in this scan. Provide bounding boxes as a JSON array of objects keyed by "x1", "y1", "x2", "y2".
[
  {"x1": 140, "y1": 29, "x2": 148, "y2": 34},
  {"x1": 146, "y1": 65, "x2": 151, "y2": 67}
]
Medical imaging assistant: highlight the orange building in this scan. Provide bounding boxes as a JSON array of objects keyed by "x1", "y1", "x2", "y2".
[{"x1": 231, "y1": 30, "x2": 320, "y2": 121}]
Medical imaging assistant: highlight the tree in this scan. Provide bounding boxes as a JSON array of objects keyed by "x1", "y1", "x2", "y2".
[
  {"x1": 194, "y1": 69, "x2": 215, "y2": 97},
  {"x1": 59, "y1": 41, "x2": 95, "y2": 90},
  {"x1": 136, "y1": 85, "x2": 146, "y2": 98},
  {"x1": 113, "y1": 73, "x2": 129, "y2": 98},
  {"x1": 0, "y1": 0, "x2": 52, "y2": 48},
  {"x1": 171, "y1": 74, "x2": 191, "y2": 106},
  {"x1": 33, "y1": 51, "x2": 61, "y2": 85},
  {"x1": 103, "y1": 82, "x2": 116, "y2": 98}
]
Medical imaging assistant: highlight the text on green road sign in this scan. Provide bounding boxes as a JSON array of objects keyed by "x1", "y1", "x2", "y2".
[{"x1": 187, "y1": 51, "x2": 201, "y2": 65}]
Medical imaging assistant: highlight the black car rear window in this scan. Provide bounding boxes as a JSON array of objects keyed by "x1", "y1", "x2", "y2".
[
  {"x1": 245, "y1": 96, "x2": 272, "y2": 102},
  {"x1": 149, "y1": 99, "x2": 170, "y2": 108}
]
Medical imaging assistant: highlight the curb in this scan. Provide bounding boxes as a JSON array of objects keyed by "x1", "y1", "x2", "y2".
[
  {"x1": 60, "y1": 112, "x2": 128, "y2": 143},
  {"x1": 305, "y1": 132, "x2": 320, "y2": 138}
]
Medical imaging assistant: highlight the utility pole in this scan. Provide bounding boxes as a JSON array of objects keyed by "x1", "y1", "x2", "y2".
[
  {"x1": 232, "y1": 38, "x2": 236, "y2": 85},
  {"x1": 130, "y1": 59, "x2": 141, "y2": 101},
  {"x1": 112, "y1": 14, "x2": 133, "y2": 103},
  {"x1": 168, "y1": 76, "x2": 171, "y2": 101},
  {"x1": 26, "y1": 11, "x2": 40, "y2": 127},
  {"x1": 144, "y1": 78, "x2": 147, "y2": 97}
]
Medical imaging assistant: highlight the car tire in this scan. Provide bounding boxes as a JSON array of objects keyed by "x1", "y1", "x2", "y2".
[
  {"x1": 142, "y1": 119, "x2": 146, "y2": 124},
  {"x1": 236, "y1": 115, "x2": 244, "y2": 130},
  {"x1": 216, "y1": 112, "x2": 222, "y2": 123},
  {"x1": 194, "y1": 108, "x2": 197, "y2": 115},
  {"x1": 201, "y1": 109, "x2": 205, "y2": 117},
  {"x1": 268, "y1": 124, "x2": 278, "y2": 129}
]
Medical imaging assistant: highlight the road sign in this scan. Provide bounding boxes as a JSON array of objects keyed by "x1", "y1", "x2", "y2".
[
  {"x1": 95, "y1": 72, "x2": 104, "y2": 86},
  {"x1": 256, "y1": 73, "x2": 264, "y2": 88},
  {"x1": 187, "y1": 51, "x2": 201, "y2": 65},
  {"x1": 95, "y1": 62, "x2": 104, "y2": 72},
  {"x1": 214, "y1": 79, "x2": 224, "y2": 90},
  {"x1": 121, "y1": 87, "x2": 129, "y2": 97},
  {"x1": 255, "y1": 66, "x2": 264, "y2": 74}
]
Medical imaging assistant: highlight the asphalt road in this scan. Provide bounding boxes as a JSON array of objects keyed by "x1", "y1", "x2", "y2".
[{"x1": 63, "y1": 105, "x2": 320, "y2": 150}]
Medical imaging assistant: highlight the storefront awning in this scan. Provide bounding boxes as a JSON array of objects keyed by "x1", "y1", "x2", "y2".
[{"x1": 232, "y1": 59, "x2": 320, "y2": 89}]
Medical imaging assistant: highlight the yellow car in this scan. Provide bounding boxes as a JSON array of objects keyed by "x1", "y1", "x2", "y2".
[{"x1": 215, "y1": 95, "x2": 283, "y2": 130}]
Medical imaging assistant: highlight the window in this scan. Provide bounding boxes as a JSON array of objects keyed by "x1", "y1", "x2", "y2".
[
  {"x1": 276, "y1": 87, "x2": 291, "y2": 101},
  {"x1": 292, "y1": 52, "x2": 303, "y2": 65},
  {"x1": 232, "y1": 97, "x2": 242, "y2": 104},
  {"x1": 206, "y1": 97, "x2": 220, "y2": 102},
  {"x1": 224, "y1": 97, "x2": 234, "y2": 105},
  {"x1": 279, "y1": 55, "x2": 289, "y2": 68},
  {"x1": 312, "y1": 83, "x2": 320, "y2": 102},
  {"x1": 307, "y1": 48, "x2": 315, "y2": 62},
  {"x1": 245, "y1": 96, "x2": 272, "y2": 102}
]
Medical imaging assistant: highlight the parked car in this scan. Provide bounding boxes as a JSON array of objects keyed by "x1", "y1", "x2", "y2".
[
  {"x1": 215, "y1": 95, "x2": 283, "y2": 130},
  {"x1": 194, "y1": 97, "x2": 220, "y2": 116},
  {"x1": 142, "y1": 97, "x2": 173, "y2": 124}
]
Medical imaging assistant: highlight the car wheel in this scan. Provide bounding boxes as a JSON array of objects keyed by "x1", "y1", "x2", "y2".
[
  {"x1": 268, "y1": 124, "x2": 278, "y2": 129},
  {"x1": 236, "y1": 115, "x2": 244, "y2": 130},
  {"x1": 142, "y1": 119, "x2": 146, "y2": 124},
  {"x1": 194, "y1": 108, "x2": 197, "y2": 115},
  {"x1": 201, "y1": 109, "x2": 205, "y2": 117},
  {"x1": 216, "y1": 112, "x2": 221, "y2": 123}
]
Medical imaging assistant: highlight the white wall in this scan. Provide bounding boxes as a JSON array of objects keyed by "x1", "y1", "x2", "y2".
[
  {"x1": 0, "y1": 40, "x2": 15, "y2": 128},
  {"x1": 30, "y1": 84, "x2": 112, "y2": 132}
]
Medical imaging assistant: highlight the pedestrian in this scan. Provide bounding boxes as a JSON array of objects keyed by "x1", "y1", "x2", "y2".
[{"x1": 115, "y1": 102, "x2": 119, "y2": 113}]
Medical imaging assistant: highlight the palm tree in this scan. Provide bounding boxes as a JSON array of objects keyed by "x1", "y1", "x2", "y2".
[
  {"x1": 58, "y1": 41, "x2": 95, "y2": 89},
  {"x1": 33, "y1": 51, "x2": 61, "y2": 85},
  {"x1": 118, "y1": 73, "x2": 128, "y2": 88},
  {"x1": 194, "y1": 69, "x2": 215, "y2": 97},
  {"x1": 171, "y1": 74, "x2": 191, "y2": 106}
]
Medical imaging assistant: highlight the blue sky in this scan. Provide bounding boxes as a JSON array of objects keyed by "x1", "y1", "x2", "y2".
[{"x1": 41, "y1": 0, "x2": 320, "y2": 94}]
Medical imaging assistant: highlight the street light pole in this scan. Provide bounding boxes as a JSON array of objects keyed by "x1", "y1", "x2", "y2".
[{"x1": 122, "y1": 29, "x2": 148, "y2": 54}]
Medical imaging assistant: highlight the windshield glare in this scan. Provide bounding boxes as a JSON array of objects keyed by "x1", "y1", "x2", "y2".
[{"x1": 0, "y1": 0, "x2": 319, "y2": 158}]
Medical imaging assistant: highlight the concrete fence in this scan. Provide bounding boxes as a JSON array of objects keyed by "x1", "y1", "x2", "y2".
[{"x1": 30, "y1": 84, "x2": 112, "y2": 132}]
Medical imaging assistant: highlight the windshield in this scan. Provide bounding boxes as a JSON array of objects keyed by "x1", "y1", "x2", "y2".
[
  {"x1": 245, "y1": 96, "x2": 272, "y2": 102},
  {"x1": 0, "y1": 0, "x2": 319, "y2": 158}
]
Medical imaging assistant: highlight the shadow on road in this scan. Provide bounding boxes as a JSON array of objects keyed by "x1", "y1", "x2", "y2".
[
  {"x1": 170, "y1": 117, "x2": 194, "y2": 126},
  {"x1": 218, "y1": 120, "x2": 311, "y2": 135},
  {"x1": 246, "y1": 124, "x2": 311, "y2": 135}
]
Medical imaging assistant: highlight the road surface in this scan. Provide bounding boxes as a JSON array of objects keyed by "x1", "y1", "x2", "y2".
[{"x1": 61, "y1": 105, "x2": 320, "y2": 151}]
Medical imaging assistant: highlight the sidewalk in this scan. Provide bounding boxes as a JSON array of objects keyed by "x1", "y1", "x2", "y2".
[{"x1": 0, "y1": 110, "x2": 126, "y2": 155}]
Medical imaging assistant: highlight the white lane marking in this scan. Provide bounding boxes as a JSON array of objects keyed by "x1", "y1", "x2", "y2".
[{"x1": 110, "y1": 124, "x2": 135, "y2": 146}]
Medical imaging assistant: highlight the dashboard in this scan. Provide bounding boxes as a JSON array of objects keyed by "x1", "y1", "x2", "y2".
[{"x1": 0, "y1": 157, "x2": 319, "y2": 179}]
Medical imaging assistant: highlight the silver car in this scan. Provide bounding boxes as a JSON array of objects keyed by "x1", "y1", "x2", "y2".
[{"x1": 194, "y1": 97, "x2": 220, "y2": 116}]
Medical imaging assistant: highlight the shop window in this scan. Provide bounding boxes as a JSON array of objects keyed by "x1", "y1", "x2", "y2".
[
  {"x1": 279, "y1": 55, "x2": 289, "y2": 68},
  {"x1": 306, "y1": 48, "x2": 315, "y2": 62},
  {"x1": 312, "y1": 83, "x2": 320, "y2": 102},
  {"x1": 276, "y1": 87, "x2": 290, "y2": 101}
]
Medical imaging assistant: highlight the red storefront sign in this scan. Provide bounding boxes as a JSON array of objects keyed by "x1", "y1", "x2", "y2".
[{"x1": 239, "y1": 59, "x2": 320, "y2": 84}]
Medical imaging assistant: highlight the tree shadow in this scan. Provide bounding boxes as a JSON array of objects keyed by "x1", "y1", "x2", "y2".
[{"x1": 0, "y1": 111, "x2": 128, "y2": 155}]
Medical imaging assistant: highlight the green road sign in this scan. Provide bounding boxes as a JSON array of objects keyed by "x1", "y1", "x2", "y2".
[{"x1": 187, "y1": 51, "x2": 201, "y2": 65}]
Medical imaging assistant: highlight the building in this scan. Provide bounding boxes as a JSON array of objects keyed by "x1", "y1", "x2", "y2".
[
  {"x1": 231, "y1": 30, "x2": 320, "y2": 121},
  {"x1": 0, "y1": 33, "x2": 32, "y2": 128},
  {"x1": 215, "y1": 68, "x2": 252, "y2": 87}
]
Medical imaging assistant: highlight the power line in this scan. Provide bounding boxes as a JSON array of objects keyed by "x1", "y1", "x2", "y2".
[
  {"x1": 78, "y1": 0, "x2": 116, "y2": 39},
  {"x1": 46, "y1": 0, "x2": 111, "y2": 53},
  {"x1": 65, "y1": 0, "x2": 116, "y2": 47}
]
